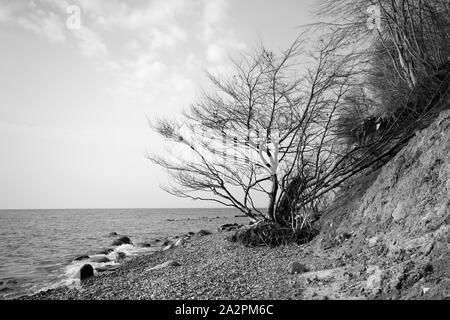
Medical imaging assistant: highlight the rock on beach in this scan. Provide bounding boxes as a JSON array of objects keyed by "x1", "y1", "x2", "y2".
[
  {"x1": 162, "y1": 243, "x2": 175, "y2": 251},
  {"x1": 147, "y1": 260, "x2": 181, "y2": 271},
  {"x1": 218, "y1": 223, "x2": 242, "y2": 232},
  {"x1": 288, "y1": 262, "x2": 309, "y2": 274},
  {"x1": 90, "y1": 256, "x2": 111, "y2": 263},
  {"x1": 197, "y1": 230, "x2": 212, "y2": 236},
  {"x1": 79, "y1": 264, "x2": 94, "y2": 281},
  {"x1": 175, "y1": 238, "x2": 186, "y2": 247},
  {"x1": 73, "y1": 255, "x2": 90, "y2": 261},
  {"x1": 111, "y1": 236, "x2": 132, "y2": 246}
]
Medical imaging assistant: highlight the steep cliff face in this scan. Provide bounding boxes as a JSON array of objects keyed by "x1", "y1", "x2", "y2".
[{"x1": 315, "y1": 110, "x2": 450, "y2": 299}]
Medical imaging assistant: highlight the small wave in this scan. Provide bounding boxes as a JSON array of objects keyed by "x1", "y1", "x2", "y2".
[{"x1": 59, "y1": 244, "x2": 159, "y2": 287}]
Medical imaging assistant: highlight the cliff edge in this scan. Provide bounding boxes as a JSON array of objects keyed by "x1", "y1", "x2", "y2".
[{"x1": 314, "y1": 109, "x2": 450, "y2": 299}]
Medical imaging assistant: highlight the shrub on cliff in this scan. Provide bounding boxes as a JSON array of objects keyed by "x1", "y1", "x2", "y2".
[{"x1": 229, "y1": 221, "x2": 318, "y2": 247}]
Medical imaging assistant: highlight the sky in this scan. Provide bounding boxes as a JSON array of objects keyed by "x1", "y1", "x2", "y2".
[{"x1": 0, "y1": 0, "x2": 318, "y2": 209}]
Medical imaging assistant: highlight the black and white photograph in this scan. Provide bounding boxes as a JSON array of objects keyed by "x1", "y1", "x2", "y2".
[{"x1": 0, "y1": 0, "x2": 449, "y2": 308}]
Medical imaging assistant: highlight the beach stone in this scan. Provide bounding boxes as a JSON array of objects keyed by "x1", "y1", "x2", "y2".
[
  {"x1": 288, "y1": 262, "x2": 309, "y2": 274},
  {"x1": 197, "y1": 229, "x2": 212, "y2": 236},
  {"x1": 218, "y1": 223, "x2": 242, "y2": 232},
  {"x1": 90, "y1": 256, "x2": 111, "y2": 263},
  {"x1": 73, "y1": 255, "x2": 90, "y2": 261},
  {"x1": 163, "y1": 243, "x2": 175, "y2": 251},
  {"x1": 148, "y1": 260, "x2": 181, "y2": 270},
  {"x1": 95, "y1": 265, "x2": 119, "y2": 273},
  {"x1": 136, "y1": 242, "x2": 152, "y2": 248},
  {"x1": 392, "y1": 201, "x2": 406, "y2": 222},
  {"x1": 115, "y1": 252, "x2": 126, "y2": 260},
  {"x1": 79, "y1": 264, "x2": 94, "y2": 281},
  {"x1": 368, "y1": 236, "x2": 379, "y2": 248},
  {"x1": 366, "y1": 266, "x2": 383, "y2": 292},
  {"x1": 111, "y1": 236, "x2": 132, "y2": 246},
  {"x1": 175, "y1": 238, "x2": 185, "y2": 247},
  {"x1": 160, "y1": 239, "x2": 171, "y2": 247}
]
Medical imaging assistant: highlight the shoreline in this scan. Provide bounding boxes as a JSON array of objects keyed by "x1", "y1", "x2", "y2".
[
  {"x1": 0, "y1": 211, "x2": 248, "y2": 300},
  {"x1": 18, "y1": 223, "x2": 449, "y2": 300},
  {"x1": 18, "y1": 229, "x2": 362, "y2": 300}
]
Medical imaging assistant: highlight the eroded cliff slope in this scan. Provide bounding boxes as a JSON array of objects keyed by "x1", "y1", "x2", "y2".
[{"x1": 314, "y1": 109, "x2": 450, "y2": 299}]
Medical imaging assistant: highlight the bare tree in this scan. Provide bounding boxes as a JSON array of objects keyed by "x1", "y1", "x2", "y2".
[
  {"x1": 149, "y1": 35, "x2": 363, "y2": 227},
  {"x1": 315, "y1": 0, "x2": 450, "y2": 90}
]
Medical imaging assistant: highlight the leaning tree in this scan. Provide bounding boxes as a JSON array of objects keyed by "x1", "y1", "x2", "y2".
[{"x1": 149, "y1": 35, "x2": 367, "y2": 230}]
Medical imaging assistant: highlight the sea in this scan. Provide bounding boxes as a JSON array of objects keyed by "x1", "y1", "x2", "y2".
[{"x1": 0, "y1": 208, "x2": 248, "y2": 300}]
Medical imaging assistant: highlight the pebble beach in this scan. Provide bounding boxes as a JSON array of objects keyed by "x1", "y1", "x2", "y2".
[{"x1": 20, "y1": 230, "x2": 336, "y2": 300}]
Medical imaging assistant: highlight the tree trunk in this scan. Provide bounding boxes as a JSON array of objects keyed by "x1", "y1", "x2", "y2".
[
  {"x1": 267, "y1": 174, "x2": 278, "y2": 222},
  {"x1": 277, "y1": 175, "x2": 303, "y2": 224}
]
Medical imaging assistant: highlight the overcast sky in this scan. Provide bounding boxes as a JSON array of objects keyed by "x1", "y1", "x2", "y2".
[{"x1": 0, "y1": 0, "x2": 318, "y2": 209}]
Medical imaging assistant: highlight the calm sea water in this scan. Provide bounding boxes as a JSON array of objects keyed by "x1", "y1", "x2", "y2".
[{"x1": 0, "y1": 208, "x2": 247, "y2": 299}]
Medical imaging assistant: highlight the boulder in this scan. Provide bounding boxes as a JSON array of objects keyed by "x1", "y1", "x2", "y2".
[
  {"x1": 90, "y1": 256, "x2": 111, "y2": 263},
  {"x1": 197, "y1": 229, "x2": 212, "y2": 236},
  {"x1": 79, "y1": 264, "x2": 94, "y2": 280},
  {"x1": 111, "y1": 236, "x2": 132, "y2": 246},
  {"x1": 73, "y1": 255, "x2": 90, "y2": 261},
  {"x1": 148, "y1": 260, "x2": 181, "y2": 270},
  {"x1": 107, "y1": 232, "x2": 118, "y2": 237},
  {"x1": 187, "y1": 232, "x2": 195, "y2": 236},
  {"x1": 288, "y1": 262, "x2": 309, "y2": 274}
]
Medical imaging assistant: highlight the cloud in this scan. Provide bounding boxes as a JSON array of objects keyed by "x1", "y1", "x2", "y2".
[
  {"x1": 16, "y1": 8, "x2": 67, "y2": 44},
  {"x1": 72, "y1": 26, "x2": 107, "y2": 58},
  {"x1": 200, "y1": 0, "x2": 227, "y2": 41},
  {"x1": 148, "y1": 25, "x2": 186, "y2": 50},
  {"x1": 0, "y1": 4, "x2": 13, "y2": 22},
  {"x1": 89, "y1": 0, "x2": 188, "y2": 30},
  {"x1": 106, "y1": 51, "x2": 196, "y2": 107},
  {"x1": 0, "y1": 0, "x2": 110, "y2": 60},
  {"x1": 2, "y1": 0, "x2": 246, "y2": 114},
  {"x1": 205, "y1": 33, "x2": 247, "y2": 64},
  {"x1": 196, "y1": 0, "x2": 247, "y2": 65}
]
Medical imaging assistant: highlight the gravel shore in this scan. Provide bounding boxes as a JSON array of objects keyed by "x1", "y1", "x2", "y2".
[
  {"x1": 20, "y1": 230, "x2": 345, "y2": 300},
  {"x1": 19, "y1": 221, "x2": 449, "y2": 300}
]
